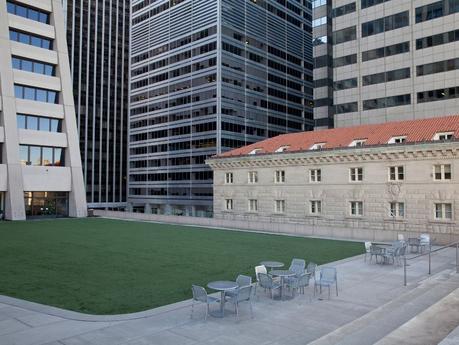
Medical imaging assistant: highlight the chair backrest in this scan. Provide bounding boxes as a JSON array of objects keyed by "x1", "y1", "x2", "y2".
[
  {"x1": 191, "y1": 285, "x2": 207, "y2": 303},
  {"x1": 289, "y1": 258, "x2": 306, "y2": 275},
  {"x1": 364, "y1": 241, "x2": 372, "y2": 253},
  {"x1": 236, "y1": 285, "x2": 252, "y2": 302},
  {"x1": 314, "y1": 269, "x2": 321, "y2": 281},
  {"x1": 258, "y1": 272, "x2": 272, "y2": 288},
  {"x1": 420, "y1": 234, "x2": 430, "y2": 245},
  {"x1": 320, "y1": 267, "x2": 337, "y2": 282},
  {"x1": 255, "y1": 265, "x2": 267, "y2": 282},
  {"x1": 236, "y1": 274, "x2": 252, "y2": 287},
  {"x1": 306, "y1": 262, "x2": 317, "y2": 275},
  {"x1": 398, "y1": 245, "x2": 406, "y2": 256},
  {"x1": 298, "y1": 272, "x2": 311, "y2": 287}
]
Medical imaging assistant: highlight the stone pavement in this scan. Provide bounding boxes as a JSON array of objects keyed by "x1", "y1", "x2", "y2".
[{"x1": 0, "y1": 248, "x2": 458, "y2": 345}]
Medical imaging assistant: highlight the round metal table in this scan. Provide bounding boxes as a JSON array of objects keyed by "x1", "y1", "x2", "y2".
[
  {"x1": 260, "y1": 261, "x2": 284, "y2": 272},
  {"x1": 207, "y1": 280, "x2": 238, "y2": 317},
  {"x1": 270, "y1": 269, "x2": 296, "y2": 300}
]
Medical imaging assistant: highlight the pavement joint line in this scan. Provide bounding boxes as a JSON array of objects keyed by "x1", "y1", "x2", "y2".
[{"x1": 12, "y1": 317, "x2": 34, "y2": 328}]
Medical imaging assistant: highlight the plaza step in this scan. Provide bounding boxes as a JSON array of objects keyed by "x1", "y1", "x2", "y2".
[{"x1": 308, "y1": 269, "x2": 459, "y2": 345}]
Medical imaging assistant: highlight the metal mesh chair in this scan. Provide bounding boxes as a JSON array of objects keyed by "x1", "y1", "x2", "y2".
[
  {"x1": 226, "y1": 274, "x2": 252, "y2": 298},
  {"x1": 314, "y1": 267, "x2": 338, "y2": 299},
  {"x1": 285, "y1": 258, "x2": 306, "y2": 285},
  {"x1": 226, "y1": 285, "x2": 253, "y2": 320},
  {"x1": 191, "y1": 285, "x2": 219, "y2": 320},
  {"x1": 254, "y1": 265, "x2": 267, "y2": 297},
  {"x1": 258, "y1": 272, "x2": 281, "y2": 299},
  {"x1": 285, "y1": 272, "x2": 311, "y2": 298},
  {"x1": 364, "y1": 242, "x2": 372, "y2": 262}
]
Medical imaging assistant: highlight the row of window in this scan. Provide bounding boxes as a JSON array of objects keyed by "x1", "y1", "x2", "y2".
[
  {"x1": 7, "y1": 1, "x2": 49, "y2": 24},
  {"x1": 362, "y1": 11, "x2": 409, "y2": 38},
  {"x1": 14, "y1": 84, "x2": 58, "y2": 104},
  {"x1": 334, "y1": 67, "x2": 410, "y2": 90},
  {"x1": 415, "y1": 0, "x2": 459, "y2": 24},
  {"x1": 224, "y1": 164, "x2": 452, "y2": 185},
  {"x1": 336, "y1": 85, "x2": 459, "y2": 113},
  {"x1": 12, "y1": 56, "x2": 55, "y2": 76},
  {"x1": 17, "y1": 114, "x2": 61, "y2": 132},
  {"x1": 19, "y1": 145, "x2": 64, "y2": 167},
  {"x1": 9, "y1": 30, "x2": 52, "y2": 50},
  {"x1": 223, "y1": 199, "x2": 453, "y2": 221}
]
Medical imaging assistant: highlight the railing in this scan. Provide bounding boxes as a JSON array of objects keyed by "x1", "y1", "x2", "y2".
[{"x1": 403, "y1": 240, "x2": 459, "y2": 286}]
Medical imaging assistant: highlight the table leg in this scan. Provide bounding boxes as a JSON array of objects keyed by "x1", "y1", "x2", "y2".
[{"x1": 280, "y1": 277, "x2": 284, "y2": 300}]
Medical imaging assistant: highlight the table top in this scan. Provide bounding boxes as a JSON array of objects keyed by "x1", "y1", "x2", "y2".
[
  {"x1": 260, "y1": 261, "x2": 284, "y2": 268},
  {"x1": 207, "y1": 281, "x2": 238, "y2": 291},
  {"x1": 270, "y1": 269, "x2": 295, "y2": 277}
]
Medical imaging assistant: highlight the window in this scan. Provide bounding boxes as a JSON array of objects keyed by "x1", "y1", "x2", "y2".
[
  {"x1": 9, "y1": 29, "x2": 52, "y2": 49},
  {"x1": 275, "y1": 146, "x2": 290, "y2": 153},
  {"x1": 362, "y1": 42, "x2": 410, "y2": 62},
  {"x1": 433, "y1": 132, "x2": 454, "y2": 141},
  {"x1": 417, "y1": 58, "x2": 459, "y2": 77},
  {"x1": 350, "y1": 167, "x2": 363, "y2": 182},
  {"x1": 362, "y1": 68, "x2": 410, "y2": 86},
  {"x1": 334, "y1": 54, "x2": 357, "y2": 68},
  {"x1": 335, "y1": 102, "x2": 358, "y2": 114},
  {"x1": 362, "y1": 11, "x2": 409, "y2": 37},
  {"x1": 349, "y1": 139, "x2": 366, "y2": 147},
  {"x1": 275, "y1": 200, "x2": 286, "y2": 213},
  {"x1": 389, "y1": 136, "x2": 407, "y2": 144},
  {"x1": 350, "y1": 201, "x2": 363, "y2": 216},
  {"x1": 416, "y1": 29, "x2": 459, "y2": 50},
  {"x1": 14, "y1": 84, "x2": 58, "y2": 103},
  {"x1": 225, "y1": 199, "x2": 233, "y2": 211},
  {"x1": 334, "y1": 78, "x2": 358, "y2": 91},
  {"x1": 310, "y1": 143, "x2": 325, "y2": 150},
  {"x1": 361, "y1": 0, "x2": 392, "y2": 9},
  {"x1": 332, "y1": 2, "x2": 356, "y2": 18},
  {"x1": 249, "y1": 148, "x2": 262, "y2": 155},
  {"x1": 248, "y1": 199, "x2": 258, "y2": 212},
  {"x1": 363, "y1": 94, "x2": 411, "y2": 110},
  {"x1": 248, "y1": 171, "x2": 258, "y2": 184},
  {"x1": 390, "y1": 202, "x2": 405, "y2": 218},
  {"x1": 417, "y1": 86, "x2": 459, "y2": 104},
  {"x1": 312, "y1": 16, "x2": 327, "y2": 28},
  {"x1": 312, "y1": 0, "x2": 327, "y2": 8},
  {"x1": 16, "y1": 114, "x2": 61, "y2": 132},
  {"x1": 19, "y1": 145, "x2": 64, "y2": 166},
  {"x1": 416, "y1": 0, "x2": 459, "y2": 24},
  {"x1": 7, "y1": 1, "x2": 49, "y2": 23},
  {"x1": 310, "y1": 200, "x2": 322, "y2": 215},
  {"x1": 225, "y1": 172, "x2": 233, "y2": 184},
  {"x1": 433, "y1": 164, "x2": 451, "y2": 180},
  {"x1": 389, "y1": 166, "x2": 404, "y2": 181},
  {"x1": 12, "y1": 57, "x2": 55, "y2": 76},
  {"x1": 313, "y1": 35, "x2": 328, "y2": 46},
  {"x1": 275, "y1": 170, "x2": 285, "y2": 183},
  {"x1": 310, "y1": 169, "x2": 322, "y2": 183},
  {"x1": 435, "y1": 203, "x2": 452, "y2": 220},
  {"x1": 333, "y1": 26, "x2": 356, "y2": 45}
]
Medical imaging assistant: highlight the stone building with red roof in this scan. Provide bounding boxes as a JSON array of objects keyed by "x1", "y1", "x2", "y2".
[{"x1": 207, "y1": 116, "x2": 459, "y2": 243}]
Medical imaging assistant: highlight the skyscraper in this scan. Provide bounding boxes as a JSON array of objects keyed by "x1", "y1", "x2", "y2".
[
  {"x1": 62, "y1": 0, "x2": 129, "y2": 209},
  {"x1": 330, "y1": 0, "x2": 459, "y2": 127},
  {"x1": 129, "y1": 0, "x2": 314, "y2": 216},
  {"x1": 0, "y1": 0, "x2": 87, "y2": 220}
]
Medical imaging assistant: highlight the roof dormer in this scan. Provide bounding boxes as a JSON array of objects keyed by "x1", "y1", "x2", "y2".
[
  {"x1": 388, "y1": 136, "x2": 407, "y2": 144},
  {"x1": 349, "y1": 139, "x2": 366, "y2": 147},
  {"x1": 310, "y1": 142, "x2": 325, "y2": 150},
  {"x1": 275, "y1": 145, "x2": 290, "y2": 153},
  {"x1": 249, "y1": 148, "x2": 262, "y2": 155},
  {"x1": 433, "y1": 132, "x2": 454, "y2": 141}
]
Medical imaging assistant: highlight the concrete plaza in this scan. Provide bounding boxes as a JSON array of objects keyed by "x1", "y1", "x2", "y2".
[{"x1": 0, "y1": 248, "x2": 458, "y2": 345}]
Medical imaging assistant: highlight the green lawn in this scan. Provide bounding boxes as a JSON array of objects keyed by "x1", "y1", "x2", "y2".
[{"x1": 0, "y1": 218, "x2": 364, "y2": 314}]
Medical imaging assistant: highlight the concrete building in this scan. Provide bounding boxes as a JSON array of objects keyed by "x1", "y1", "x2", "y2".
[
  {"x1": 0, "y1": 0, "x2": 87, "y2": 219},
  {"x1": 330, "y1": 0, "x2": 459, "y2": 127},
  {"x1": 312, "y1": 0, "x2": 334, "y2": 129},
  {"x1": 207, "y1": 115, "x2": 459, "y2": 243},
  {"x1": 129, "y1": 0, "x2": 314, "y2": 216},
  {"x1": 62, "y1": 0, "x2": 129, "y2": 209}
]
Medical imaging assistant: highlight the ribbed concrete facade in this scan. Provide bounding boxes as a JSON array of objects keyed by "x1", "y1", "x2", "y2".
[
  {"x1": 129, "y1": 0, "x2": 313, "y2": 216},
  {"x1": 332, "y1": 0, "x2": 459, "y2": 127},
  {"x1": 0, "y1": 0, "x2": 87, "y2": 219},
  {"x1": 63, "y1": 0, "x2": 129, "y2": 209}
]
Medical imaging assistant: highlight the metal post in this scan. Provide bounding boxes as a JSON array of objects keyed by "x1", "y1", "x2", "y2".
[
  {"x1": 404, "y1": 256, "x2": 407, "y2": 286},
  {"x1": 428, "y1": 244, "x2": 431, "y2": 275},
  {"x1": 456, "y1": 243, "x2": 458, "y2": 274}
]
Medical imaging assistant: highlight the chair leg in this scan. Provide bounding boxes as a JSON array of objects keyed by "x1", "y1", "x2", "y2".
[
  {"x1": 190, "y1": 301, "x2": 194, "y2": 319},
  {"x1": 328, "y1": 286, "x2": 331, "y2": 300},
  {"x1": 250, "y1": 301, "x2": 254, "y2": 318},
  {"x1": 205, "y1": 304, "x2": 208, "y2": 321},
  {"x1": 336, "y1": 281, "x2": 338, "y2": 296},
  {"x1": 235, "y1": 303, "x2": 239, "y2": 321}
]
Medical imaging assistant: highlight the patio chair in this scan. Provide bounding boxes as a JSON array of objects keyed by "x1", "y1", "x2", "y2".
[
  {"x1": 254, "y1": 265, "x2": 267, "y2": 296},
  {"x1": 314, "y1": 267, "x2": 338, "y2": 299},
  {"x1": 285, "y1": 258, "x2": 306, "y2": 285},
  {"x1": 226, "y1": 274, "x2": 252, "y2": 298},
  {"x1": 191, "y1": 285, "x2": 220, "y2": 320},
  {"x1": 396, "y1": 245, "x2": 407, "y2": 266},
  {"x1": 369, "y1": 245, "x2": 385, "y2": 263},
  {"x1": 306, "y1": 262, "x2": 317, "y2": 279},
  {"x1": 364, "y1": 242, "x2": 372, "y2": 262},
  {"x1": 225, "y1": 285, "x2": 253, "y2": 320},
  {"x1": 382, "y1": 246, "x2": 400, "y2": 265},
  {"x1": 285, "y1": 272, "x2": 311, "y2": 299},
  {"x1": 258, "y1": 273, "x2": 281, "y2": 299},
  {"x1": 420, "y1": 234, "x2": 430, "y2": 253},
  {"x1": 408, "y1": 237, "x2": 421, "y2": 253}
]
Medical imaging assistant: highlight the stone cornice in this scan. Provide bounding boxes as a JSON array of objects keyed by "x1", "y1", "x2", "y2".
[{"x1": 206, "y1": 142, "x2": 459, "y2": 169}]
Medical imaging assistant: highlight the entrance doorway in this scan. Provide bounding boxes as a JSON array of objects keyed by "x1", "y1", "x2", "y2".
[{"x1": 24, "y1": 192, "x2": 69, "y2": 218}]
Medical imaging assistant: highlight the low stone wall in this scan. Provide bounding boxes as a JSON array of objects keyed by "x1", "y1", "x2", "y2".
[{"x1": 92, "y1": 210, "x2": 459, "y2": 244}]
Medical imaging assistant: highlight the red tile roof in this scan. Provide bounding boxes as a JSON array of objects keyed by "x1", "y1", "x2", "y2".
[{"x1": 217, "y1": 115, "x2": 459, "y2": 158}]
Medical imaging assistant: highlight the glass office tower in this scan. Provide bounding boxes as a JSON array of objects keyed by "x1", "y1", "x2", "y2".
[{"x1": 129, "y1": 0, "x2": 313, "y2": 216}]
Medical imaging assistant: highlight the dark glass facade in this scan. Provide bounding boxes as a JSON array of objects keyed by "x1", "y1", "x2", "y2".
[{"x1": 64, "y1": 0, "x2": 129, "y2": 208}]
